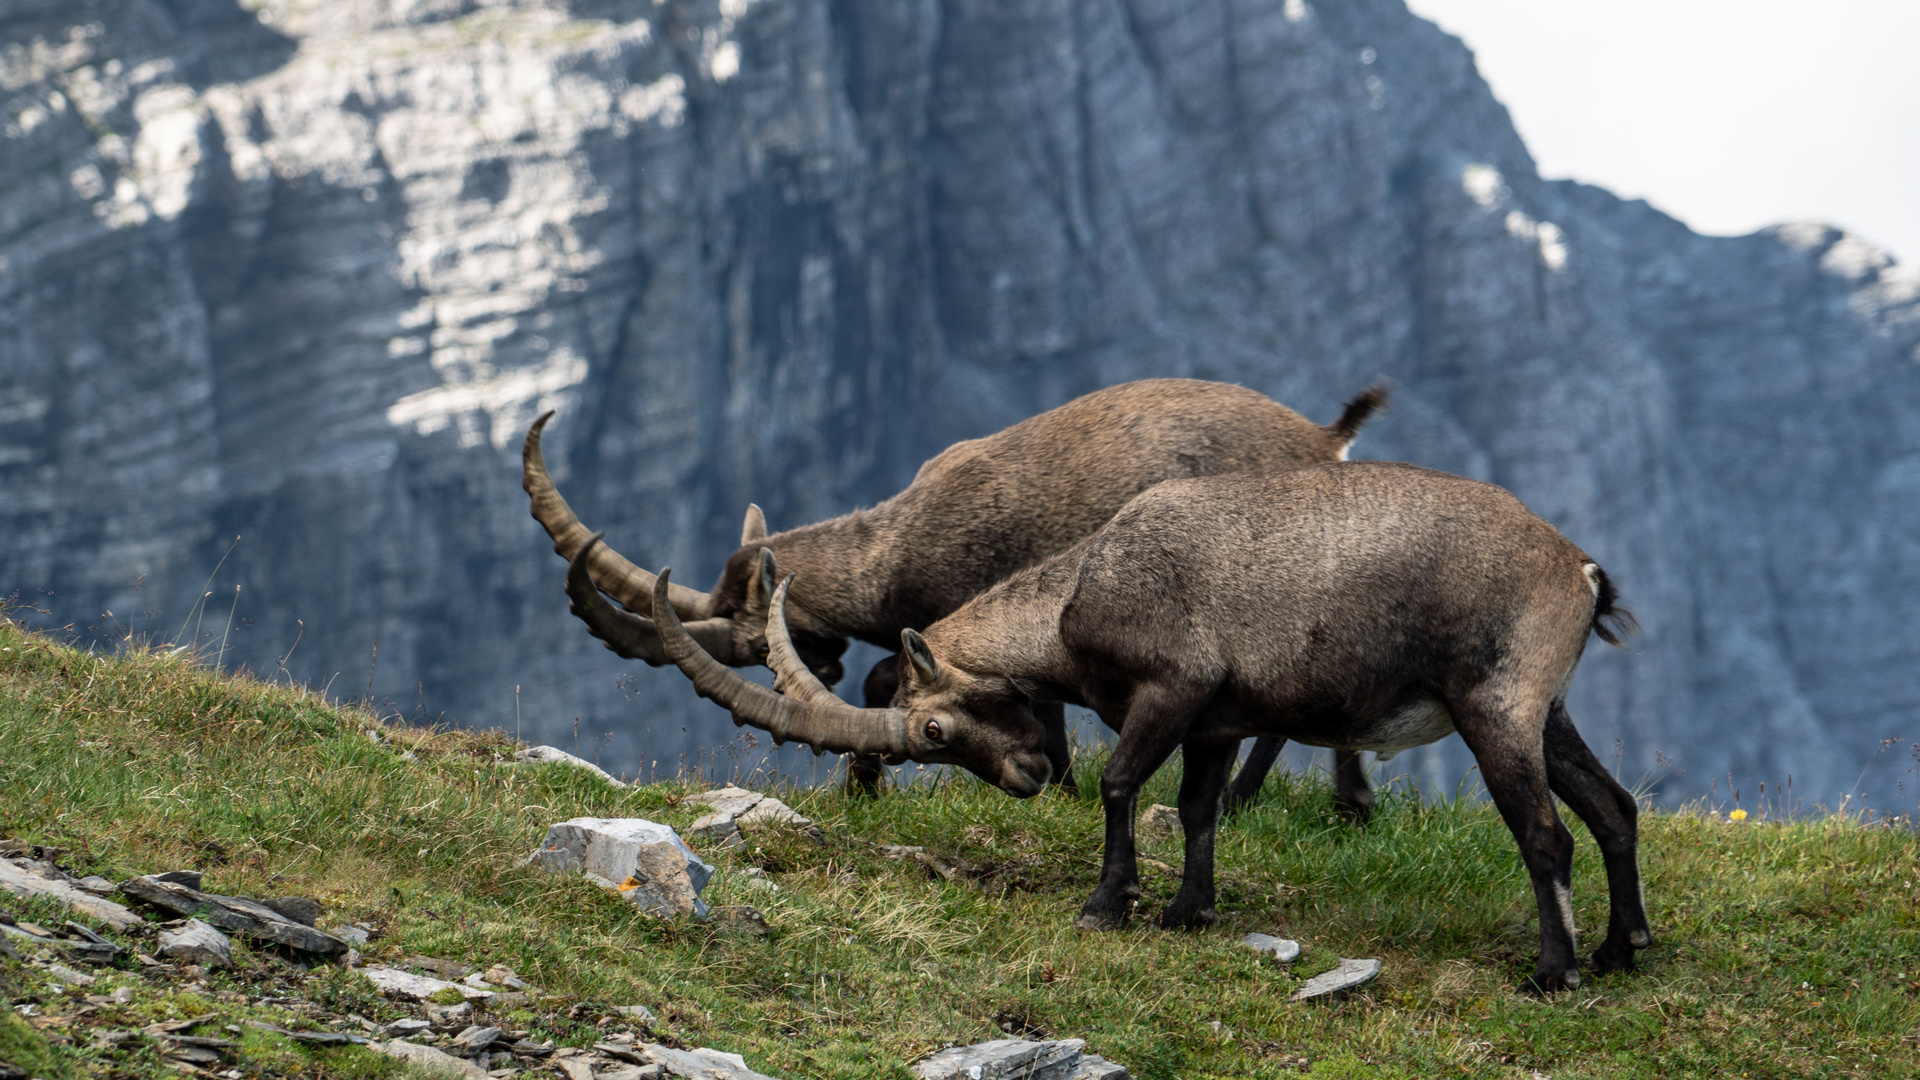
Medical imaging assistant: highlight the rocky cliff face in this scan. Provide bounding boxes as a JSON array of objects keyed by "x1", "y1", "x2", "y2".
[{"x1": 4, "y1": 0, "x2": 1916, "y2": 808}]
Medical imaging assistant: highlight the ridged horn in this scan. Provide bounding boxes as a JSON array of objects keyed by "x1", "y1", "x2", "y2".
[
  {"x1": 653, "y1": 567, "x2": 911, "y2": 759},
  {"x1": 566, "y1": 536, "x2": 738, "y2": 665},
  {"x1": 763, "y1": 574, "x2": 850, "y2": 706},
  {"x1": 523, "y1": 411, "x2": 713, "y2": 619}
]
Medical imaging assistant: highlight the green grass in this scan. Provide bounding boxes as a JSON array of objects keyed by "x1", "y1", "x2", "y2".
[{"x1": 2, "y1": 617, "x2": 1917, "y2": 1079}]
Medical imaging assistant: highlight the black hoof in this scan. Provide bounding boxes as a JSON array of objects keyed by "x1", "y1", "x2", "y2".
[
  {"x1": 1076, "y1": 886, "x2": 1137, "y2": 930},
  {"x1": 1521, "y1": 968, "x2": 1581, "y2": 995},
  {"x1": 1592, "y1": 938, "x2": 1639, "y2": 973},
  {"x1": 1157, "y1": 904, "x2": 1218, "y2": 930}
]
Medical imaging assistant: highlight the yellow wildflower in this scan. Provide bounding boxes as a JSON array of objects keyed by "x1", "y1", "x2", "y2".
[{"x1": 1729, "y1": 808, "x2": 1748, "y2": 822}]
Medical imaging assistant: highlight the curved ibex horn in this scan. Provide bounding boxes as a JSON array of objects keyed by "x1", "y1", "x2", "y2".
[
  {"x1": 653, "y1": 567, "x2": 911, "y2": 760},
  {"x1": 524, "y1": 412, "x2": 714, "y2": 620},
  {"x1": 566, "y1": 536, "x2": 738, "y2": 665}
]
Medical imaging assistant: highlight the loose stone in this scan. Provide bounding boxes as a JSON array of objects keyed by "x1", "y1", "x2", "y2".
[
  {"x1": 528, "y1": 818, "x2": 713, "y2": 918},
  {"x1": 1238, "y1": 933, "x2": 1301, "y2": 963},
  {"x1": 1291, "y1": 958, "x2": 1381, "y2": 1001},
  {"x1": 158, "y1": 919, "x2": 234, "y2": 969}
]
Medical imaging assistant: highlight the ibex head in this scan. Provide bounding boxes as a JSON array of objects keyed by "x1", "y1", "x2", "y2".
[{"x1": 652, "y1": 569, "x2": 1053, "y2": 797}]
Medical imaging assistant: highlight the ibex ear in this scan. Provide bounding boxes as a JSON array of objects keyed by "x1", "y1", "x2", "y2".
[
  {"x1": 901, "y1": 629, "x2": 939, "y2": 684},
  {"x1": 745, "y1": 547, "x2": 779, "y2": 611},
  {"x1": 740, "y1": 503, "x2": 767, "y2": 545}
]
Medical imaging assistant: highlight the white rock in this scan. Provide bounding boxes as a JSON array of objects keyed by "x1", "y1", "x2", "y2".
[
  {"x1": 912, "y1": 1039, "x2": 1127, "y2": 1080},
  {"x1": 1291, "y1": 957, "x2": 1381, "y2": 1001},
  {"x1": 1238, "y1": 933, "x2": 1300, "y2": 963},
  {"x1": 514, "y1": 746, "x2": 629, "y2": 788},
  {"x1": 611, "y1": 1005, "x2": 655, "y2": 1021},
  {"x1": 684, "y1": 785, "x2": 811, "y2": 828},
  {"x1": 158, "y1": 919, "x2": 234, "y2": 969},
  {"x1": 640, "y1": 1043, "x2": 785, "y2": 1080},
  {"x1": 529, "y1": 818, "x2": 714, "y2": 918},
  {"x1": 377, "y1": 1038, "x2": 490, "y2": 1079},
  {"x1": 360, "y1": 964, "x2": 494, "y2": 1001}
]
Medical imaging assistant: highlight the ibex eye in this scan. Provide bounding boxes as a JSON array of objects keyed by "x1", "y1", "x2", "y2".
[{"x1": 924, "y1": 720, "x2": 943, "y2": 742}]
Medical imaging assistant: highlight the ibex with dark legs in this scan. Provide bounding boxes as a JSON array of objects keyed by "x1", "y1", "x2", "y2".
[
  {"x1": 528, "y1": 378, "x2": 1382, "y2": 806},
  {"x1": 647, "y1": 461, "x2": 1651, "y2": 992}
]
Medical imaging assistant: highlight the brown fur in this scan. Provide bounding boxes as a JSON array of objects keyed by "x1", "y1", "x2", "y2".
[
  {"x1": 538, "y1": 378, "x2": 1383, "y2": 792},
  {"x1": 790, "y1": 462, "x2": 1650, "y2": 991}
]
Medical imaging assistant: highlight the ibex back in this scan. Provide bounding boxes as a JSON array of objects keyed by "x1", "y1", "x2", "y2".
[{"x1": 529, "y1": 378, "x2": 1383, "y2": 799}]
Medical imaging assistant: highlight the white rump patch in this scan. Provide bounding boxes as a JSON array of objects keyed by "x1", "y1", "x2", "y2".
[{"x1": 1583, "y1": 563, "x2": 1602, "y2": 598}]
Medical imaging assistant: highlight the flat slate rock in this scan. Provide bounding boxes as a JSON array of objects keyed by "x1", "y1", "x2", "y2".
[
  {"x1": 360, "y1": 965, "x2": 494, "y2": 1001},
  {"x1": 913, "y1": 1038, "x2": 1128, "y2": 1080},
  {"x1": 376, "y1": 1038, "x2": 490, "y2": 1079},
  {"x1": 119, "y1": 875, "x2": 347, "y2": 955},
  {"x1": 262, "y1": 896, "x2": 322, "y2": 926},
  {"x1": 1292, "y1": 958, "x2": 1381, "y2": 1001},
  {"x1": 639, "y1": 1043, "x2": 786, "y2": 1079},
  {"x1": 0, "y1": 858, "x2": 144, "y2": 929},
  {"x1": 684, "y1": 786, "x2": 811, "y2": 828},
  {"x1": 1238, "y1": 933, "x2": 1301, "y2": 963},
  {"x1": 514, "y1": 746, "x2": 629, "y2": 788}
]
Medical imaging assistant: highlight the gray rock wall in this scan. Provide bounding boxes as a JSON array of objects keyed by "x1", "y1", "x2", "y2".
[{"x1": 3, "y1": 0, "x2": 1915, "y2": 809}]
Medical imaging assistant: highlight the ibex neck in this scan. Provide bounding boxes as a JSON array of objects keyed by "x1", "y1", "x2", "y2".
[
  {"x1": 925, "y1": 545, "x2": 1085, "y2": 699},
  {"x1": 761, "y1": 509, "x2": 895, "y2": 637}
]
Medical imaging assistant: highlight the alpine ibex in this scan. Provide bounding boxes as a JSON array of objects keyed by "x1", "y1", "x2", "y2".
[
  {"x1": 527, "y1": 378, "x2": 1384, "y2": 802},
  {"x1": 647, "y1": 461, "x2": 1650, "y2": 992}
]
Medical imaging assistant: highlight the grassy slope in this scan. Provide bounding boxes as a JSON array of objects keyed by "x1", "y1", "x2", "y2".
[{"x1": 1, "y1": 619, "x2": 1917, "y2": 1080}]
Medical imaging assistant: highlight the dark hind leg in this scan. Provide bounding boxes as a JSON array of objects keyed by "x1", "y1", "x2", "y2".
[
  {"x1": 842, "y1": 654, "x2": 900, "y2": 796},
  {"x1": 1033, "y1": 700, "x2": 1078, "y2": 794},
  {"x1": 1161, "y1": 739, "x2": 1238, "y2": 929},
  {"x1": 1332, "y1": 749, "x2": 1374, "y2": 823},
  {"x1": 1543, "y1": 700, "x2": 1652, "y2": 972},
  {"x1": 1222, "y1": 737, "x2": 1284, "y2": 814},
  {"x1": 1224, "y1": 743, "x2": 1372, "y2": 824},
  {"x1": 1451, "y1": 691, "x2": 1581, "y2": 993}
]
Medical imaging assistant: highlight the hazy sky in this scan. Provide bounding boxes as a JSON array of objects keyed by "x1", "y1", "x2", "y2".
[{"x1": 1403, "y1": 0, "x2": 1919, "y2": 265}]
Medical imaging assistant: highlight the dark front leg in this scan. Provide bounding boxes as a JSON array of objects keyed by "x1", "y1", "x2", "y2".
[
  {"x1": 1544, "y1": 701, "x2": 1651, "y2": 973},
  {"x1": 1453, "y1": 696, "x2": 1580, "y2": 993},
  {"x1": 842, "y1": 654, "x2": 902, "y2": 796},
  {"x1": 1033, "y1": 700, "x2": 1079, "y2": 794},
  {"x1": 1077, "y1": 683, "x2": 1205, "y2": 931},
  {"x1": 1161, "y1": 740, "x2": 1238, "y2": 929},
  {"x1": 1222, "y1": 737, "x2": 1284, "y2": 814},
  {"x1": 1332, "y1": 749, "x2": 1375, "y2": 823}
]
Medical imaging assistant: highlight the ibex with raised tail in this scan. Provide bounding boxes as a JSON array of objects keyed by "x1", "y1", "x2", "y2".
[{"x1": 644, "y1": 461, "x2": 1650, "y2": 992}]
